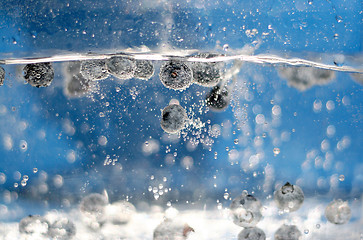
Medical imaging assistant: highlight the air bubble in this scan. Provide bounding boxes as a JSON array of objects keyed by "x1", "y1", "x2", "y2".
[
  {"x1": 273, "y1": 148, "x2": 280, "y2": 155},
  {"x1": 160, "y1": 104, "x2": 187, "y2": 134},
  {"x1": 338, "y1": 175, "x2": 345, "y2": 181},
  {"x1": 325, "y1": 199, "x2": 351, "y2": 224},
  {"x1": 159, "y1": 61, "x2": 193, "y2": 90},
  {"x1": 274, "y1": 182, "x2": 304, "y2": 212},
  {"x1": 238, "y1": 227, "x2": 266, "y2": 240},
  {"x1": 80, "y1": 60, "x2": 109, "y2": 81},
  {"x1": 106, "y1": 56, "x2": 136, "y2": 80},
  {"x1": 23, "y1": 63, "x2": 54, "y2": 88},
  {"x1": 230, "y1": 194, "x2": 263, "y2": 227}
]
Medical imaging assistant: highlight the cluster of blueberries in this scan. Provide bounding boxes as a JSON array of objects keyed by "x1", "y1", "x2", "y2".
[
  {"x1": 230, "y1": 182, "x2": 351, "y2": 240},
  {"x1": 17, "y1": 183, "x2": 352, "y2": 239},
  {"x1": 0, "y1": 53, "x2": 231, "y2": 134}
]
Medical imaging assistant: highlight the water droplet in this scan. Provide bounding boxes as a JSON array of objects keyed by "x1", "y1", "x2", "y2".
[
  {"x1": 234, "y1": 139, "x2": 239, "y2": 144},
  {"x1": 33, "y1": 168, "x2": 38, "y2": 173},
  {"x1": 316, "y1": 224, "x2": 320, "y2": 229},
  {"x1": 304, "y1": 229, "x2": 309, "y2": 234},
  {"x1": 339, "y1": 175, "x2": 345, "y2": 181}
]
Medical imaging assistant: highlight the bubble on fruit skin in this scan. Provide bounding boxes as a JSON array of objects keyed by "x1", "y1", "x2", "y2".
[
  {"x1": 153, "y1": 218, "x2": 194, "y2": 240},
  {"x1": 230, "y1": 194, "x2": 263, "y2": 228},
  {"x1": 325, "y1": 199, "x2": 351, "y2": 225},
  {"x1": 159, "y1": 61, "x2": 193, "y2": 90},
  {"x1": 205, "y1": 85, "x2": 230, "y2": 111},
  {"x1": 48, "y1": 217, "x2": 76, "y2": 240},
  {"x1": 19, "y1": 215, "x2": 50, "y2": 235},
  {"x1": 23, "y1": 62, "x2": 54, "y2": 88},
  {"x1": 160, "y1": 104, "x2": 188, "y2": 134},
  {"x1": 274, "y1": 182, "x2": 304, "y2": 212},
  {"x1": 238, "y1": 227, "x2": 266, "y2": 240},
  {"x1": 274, "y1": 224, "x2": 302, "y2": 240},
  {"x1": 106, "y1": 56, "x2": 136, "y2": 80},
  {"x1": 80, "y1": 60, "x2": 109, "y2": 81},
  {"x1": 0, "y1": 66, "x2": 5, "y2": 86},
  {"x1": 134, "y1": 59, "x2": 154, "y2": 80},
  {"x1": 191, "y1": 53, "x2": 223, "y2": 87}
]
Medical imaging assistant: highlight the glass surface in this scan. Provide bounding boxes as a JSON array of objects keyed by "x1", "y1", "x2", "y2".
[{"x1": 0, "y1": 1, "x2": 362, "y2": 239}]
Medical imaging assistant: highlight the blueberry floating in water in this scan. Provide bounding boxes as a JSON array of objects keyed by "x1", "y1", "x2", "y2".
[
  {"x1": 230, "y1": 193, "x2": 263, "y2": 228},
  {"x1": 23, "y1": 62, "x2": 54, "y2": 88},
  {"x1": 274, "y1": 182, "x2": 304, "y2": 212},
  {"x1": 104, "y1": 200, "x2": 136, "y2": 225},
  {"x1": 19, "y1": 215, "x2": 50, "y2": 236},
  {"x1": 0, "y1": 66, "x2": 5, "y2": 86},
  {"x1": 325, "y1": 199, "x2": 351, "y2": 225},
  {"x1": 205, "y1": 84, "x2": 229, "y2": 111},
  {"x1": 153, "y1": 218, "x2": 194, "y2": 240},
  {"x1": 80, "y1": 59, "x2": 109, "y2": 81},
  {"x1": 274, "y1": 224, "x2": 302, "y2": 240},
  {"x1": 134, "y1": 59, "x2": 154, "y2": 80},
  {"x1": 238, "y1": 227, "x2": 266, "y2": 240},
  {"x1": 160, "y1": 104, "x2": 188, "y2": 134},
  {"x1": 159, "y1": 61, "x2": 193, "y2": 90},
  {"x1": 278, "y1": 66, "x2": 335, "y2": 91},
  {"x1": 48, "y1": 217, "x2": 76, "y2": 240},
  {"x1": 65, "y1": 73, "x2": 94, "y2": 98},
  {"x1": 106, "y1": 56, "x2": 136, "y2": 80},
  {"x1": 191, "y1": 53, "x2": 223, "y2": 87}
]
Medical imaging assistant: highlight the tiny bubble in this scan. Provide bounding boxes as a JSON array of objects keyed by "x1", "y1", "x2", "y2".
[{"x1": 339, "y1": 175, "x2": 345, "y2": 181}]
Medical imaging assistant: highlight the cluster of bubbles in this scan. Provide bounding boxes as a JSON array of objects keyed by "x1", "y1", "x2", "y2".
[{"x1": 19, "y1": 214, "x2": 76, "y2": 240}]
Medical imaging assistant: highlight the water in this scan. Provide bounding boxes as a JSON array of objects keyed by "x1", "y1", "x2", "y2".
[{"x1": 0, "y1": 0, "x2": 362, "y2": 239}]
